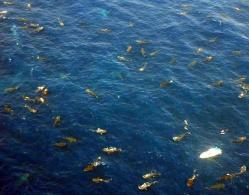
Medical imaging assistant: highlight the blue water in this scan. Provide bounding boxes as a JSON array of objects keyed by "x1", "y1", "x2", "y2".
[{"x1": 1, "y1": 0, "x2": 249, "y2": 194}]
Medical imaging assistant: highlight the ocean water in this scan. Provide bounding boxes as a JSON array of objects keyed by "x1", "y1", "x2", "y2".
[{"x1": 1, "y1": 0, "x2": 249, "y2": 194}]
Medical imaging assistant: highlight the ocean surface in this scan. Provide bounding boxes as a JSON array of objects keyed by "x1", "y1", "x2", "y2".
[{"x1": 1, "y1": 0, "x2": 249, "y2": 194}]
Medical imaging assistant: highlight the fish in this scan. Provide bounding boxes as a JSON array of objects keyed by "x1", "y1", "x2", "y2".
[
  {"x1": 172, "y1": 132, "x2": 189, "y2": 142},
  {"x1": 142, "y1": 171, "x2": 161, "y2": 179},
  {"x1": 99, "y1": 28, "x2": 111, "y2": 33},
  {"x1": 93, "y1": 128, "x2": 107, "y2": 135},
  {"x1": 204, "y1": 56, "x2": 214, "y2": 63},
  {"x1": 92, "y1": 177, "x2": 112, "y2": 183},
  {"x1": 4, "y1": 86, "x2": 20, "y2": 93},
  {"x1": 126, "y1": 45, "x2": 132, "y2": 53},
  {"x1": 149, "y1": 50, "x2": 159, "y2": 57},
  {"x1": 199, "y1": 147, "x2": 222, "y2": 159},
  {"x1": 160, "y1": 80, "x2": 173, "y2": 88},
  {"x1": 3, "y1": 104, "x2": 13, "y2": 114},
  {"x1": 26, "y1": 3, "x2": 32, "y2": 10},
  {"x1": 35, "y1": 97, "x2": 46, "y2": 104},
  {"x1": 184, "y1": 120, "x2": 189, "y2": 130},
  {"x1": 63, "y1": 136, "x2": 78, "y2": 143},
  {"x1": 186, "y1": 170, "x2": 198, "y2": 188},
  {"x1": 36, "y1": 85, "x2": 49, "y2": 96},
  {"x1": 34, "y1": 26, "x2": 44, "y2": 32},
  {"x1": 138, "y1": 181, "x2": 158, "y2": 191},
  {"x1": 169, "y1": 57, "x2": 177, "y2": 65},
  {"x1": 219, "y1": 173, "x2": 236, "y2": 181},
  {"x1": 83, "y1": 157, "x2": 103, "y2": 172},
  {"x1": 140, "y1": 48, "x2": 146, "y2": 57},
  {"x1": 241, "y1": 83, "x2": 249, "y2": 91},
  {"x1": 196, "y1": 48, "x2": 204, "y2": 54},
  {"x1": 17, "y1": 17, "x2": 29, "y2": 23},
  {"x1": 85, "y1": 88, "x2": 99, "y2": 98},
  {"x1": 238, "y1": 91, "x2": 247, "y2": 99},
  {"x1": 36, "y1": 56, "x2": 48, "y2": 61},
  {"x1": 54, "y1": 142, "x2": 67, "y2": 148},
  {"x1": 138, "y1": 63, "x2": 148, "y2": 72},
  {"x1": 240, "y1": 165, "x2": 247, "y2": 174},
  {"x1": 188, "y1": 60, "x2": 198, "y2": 69},
  {"x1": 232, "y1": 50, "x2": 241, "y2": 56},
  {"x1": 57, "y1": 18, "x2": 64, "y2": 27},
  {"x1": 127, "y1": 22, "x2": 134, "y2": 27},
  {"x1": 24, "y1": 104, "x2": 38, "y2": 114},
  {"x1": 136, "y1": 40, "x2": 149, "y2": 45},
  {"x1": 3, "y1": 1, "x2": 14, "y2": 5},
  {"x1": 208, "y1": 183, "x2": 225, "y2": 190},
  {"x1": 213, "y1": 80, "x2": 224, "y2": 87},
  {"x1": 209, "y1": 37, "x2": 218, "y2": 43},
  {"x1": 0, "y1": 11, "x2": 8, "y2": 14},
  {"x1": 102, "y1": 147, "x2": 122, "y2": 154},
  {"x1": 53, "y1": 116, "x2": 61, "y2": 127},
  {"x1": 23, "y1": 96, "x2": 35, "y2": 103},
  {"x1": 117, "y1": 55, "x2": 128, "y2": 62},
  {"x1": 232, "y1": 136, "x2": 247, "y2": 144}
]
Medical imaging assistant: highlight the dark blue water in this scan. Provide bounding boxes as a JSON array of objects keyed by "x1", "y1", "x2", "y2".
[{"x1": 1, "y1": 0, "x2": 249, "y2": 194}]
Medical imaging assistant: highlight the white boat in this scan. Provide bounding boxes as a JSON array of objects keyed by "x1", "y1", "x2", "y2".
[{"x1": 199, "y1": 147, "x2": 222, "y2": 159}]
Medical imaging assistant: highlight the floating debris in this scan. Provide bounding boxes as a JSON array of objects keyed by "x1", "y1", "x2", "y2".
[
  {"x1": 4, "y1": 86, "x2": 20, "y2": 93},
  {"x1": 83, "y1": 157, "x2": 103, "y2": 172},
  {"x1": 213, "y1": 80, "x2": 224, "y2": 87},
  {"x1": 92, "y1": 177, "x2": 112, "y2": 184},
  {"x1": 160, "y1": 80, "x2": 173, "y2": 88},
  {"x1": 186, "y1": 170, "x2": 198, "y2": 188},
  {"x1": 3, "y1": 104, "x2": 13, "y2": 114},
  {"x1": 26, "y1": 3, "x2": 32, "y2": 10},
  {"x1": 85, "y1": 88, "x2": 99, "y2": 99},
  {"x1": 138, "y1": 181, "x2": 158, "y2": 191},
  {"x1": 199, "y1": 147, "x2": 222, "y2": 159},
  {"x1": 232, "y1": 136, "x2": 247, "y2": 144},
  {"x1": 208, "y1": 183, "x2": 225, "y2": 190},
  {"x1": 24, "y1": 104, "x2": 38, "y2": 114},
  {"x1": 102, "y1": 147, "x2": 122, "y2": 154},
  {"x1": 142, "y1": 171, "x2": 161, "y2": 179},
  {"x1": 138, "y1": 63, "x2": 148, "y2": 72},
  {"x1": 126, "y1": 45, "x2": 132, "y2": 53},
  {"x1": 53, "y1": 116, "x2": 61, "y2": 127}
]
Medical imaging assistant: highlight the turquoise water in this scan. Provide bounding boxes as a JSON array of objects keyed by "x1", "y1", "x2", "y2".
[{"x1": 1, "y1": 0, "x2": 249, "y2": 194}]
